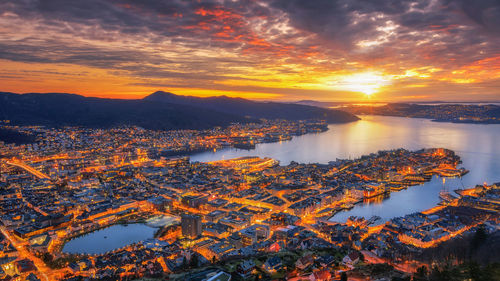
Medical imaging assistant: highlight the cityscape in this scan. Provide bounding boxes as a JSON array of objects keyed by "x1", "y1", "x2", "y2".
[
  {"x1": 1, "y1": 1, "x2": 500, "y2": 281},
  {"x1": 0, "y1": 120, "x2": 498, "y2": 281}
]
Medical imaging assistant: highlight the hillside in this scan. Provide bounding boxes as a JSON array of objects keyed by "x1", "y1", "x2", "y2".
[
  {"x1": 0, "y1": 91, "x2": 359, "y2": 130},
  {"x1": 0, "y1": 92, "x2": 252, "y2": 130},
  {"x1": 143, "y1": 91, "x2": 359, "y2": 123}
]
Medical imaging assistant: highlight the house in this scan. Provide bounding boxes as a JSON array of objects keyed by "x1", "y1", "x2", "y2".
[
  {"x1": 15, "y1": 259, "x2": 36, "y2": 273},
  {"x1": 295, "y1": 254, "x2": 314, "y2": 270},
  {"x1": 263, "y1": 256, "x2": 282, "y2": 274},
  {"x1": 309, "y1": 270, "x2": 331, "y2": 281},
  {"x1": 317, "y1": 255, "x2": 335, "y2": 268},
  {"x1": 342, "y1": 252, "x2": 360, "y2": 266},
  {"x1": 0, "y1": 256, "x2": 17, "y2": 276},
  {"x1": 69, "y1": 258, "x2": 92, "y2": 273},
  {"x1": 237, "y1": 260, "x2": 255, "y2": 279}
]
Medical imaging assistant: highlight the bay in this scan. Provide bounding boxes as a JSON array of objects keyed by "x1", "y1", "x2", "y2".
[{"x1": 191, "y1": 115, "x2": 500, "y2": 222}]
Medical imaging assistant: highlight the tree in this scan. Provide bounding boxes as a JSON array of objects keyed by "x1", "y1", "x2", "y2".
[
  {"x1": 413, "y1": 265, "x2": 428, "y2": 281},
  {"x1": 341, "y1": 272, "x2": 348, "y2": 281},
  {"x1": 42, "y1": 252, "x2": 53, "y2": 263},
  {"x1": 471, "y1": 225, "x2": 487, "y2": 252},
  {"x1": 190, "y1": 254, "x2": 199, "y2": 267},
  {"x1": 359, "y1": 252, "x2": 365, "y2": 262},
  {"x1": 467, "y1": 262, "x2": 481, "y2": 281},
  {"x1": 182, "y1": 256, "x2": 187, "y2": 269},
  {"x1": 392, "y1": 277, "x2": 411, "y2": 281}
]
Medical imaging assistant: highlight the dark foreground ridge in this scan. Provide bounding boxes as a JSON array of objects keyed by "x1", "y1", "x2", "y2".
[{"x1": 0, "y1": 91, "x2": 359, "y2": 130}]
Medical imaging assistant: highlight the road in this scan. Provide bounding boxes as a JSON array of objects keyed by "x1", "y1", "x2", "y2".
[
  {"x1": 5, "y1": 160, "x2": 50, "y2": 179},
  {"x1": 0, "y1": 226, "x2": 50, "y2": 281},
  {"x1": 362, "y1": 250, "x2": 421, "y2": 273}
]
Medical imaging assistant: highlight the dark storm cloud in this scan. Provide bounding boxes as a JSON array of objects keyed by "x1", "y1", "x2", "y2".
[
  {"x1": 1, "y1": 0, "x2": 496, "y2": 64},
  {"x1": 268, "y1": 0, "x2": 412, "y2": 45},
  {"x1": 269, "y1": 0, "x2": 499, "y2": 66},
  {"x1": 450, "y1": 0, "x2": 500, "y2": 33},
  {"x1": 0, "y1": 0, "x2": 293, "y2": 75}
]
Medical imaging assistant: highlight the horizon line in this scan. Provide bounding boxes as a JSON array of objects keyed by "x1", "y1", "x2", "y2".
[{"x1": 2, "y1": 90, "x2": 500, "y2": 105}]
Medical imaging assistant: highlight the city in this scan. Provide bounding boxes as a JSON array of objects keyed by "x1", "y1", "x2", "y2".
[
  {"x1": 0, "y1": 121, "x2": 498, "y2": 280},
  {"x1": 1, "y1": 0, "x2": 499, "y2": 280}
]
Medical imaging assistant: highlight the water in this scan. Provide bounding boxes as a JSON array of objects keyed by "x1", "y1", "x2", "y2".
[
  {"x1": 191, "y1": 115, "x2": 500, "y2": 223},
  {"x1": 62, "y1": 224, "x2": 156, "y2": 255}
]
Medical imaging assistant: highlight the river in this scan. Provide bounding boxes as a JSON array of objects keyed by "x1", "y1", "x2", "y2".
[{"x1": 191, "y1": 115, "x2": 500, "y2": 223}]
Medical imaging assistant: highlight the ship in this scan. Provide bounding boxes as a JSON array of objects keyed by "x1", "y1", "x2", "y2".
[
  {"x1": 367, "y1": 216, "x2": 381, "y2": 225},
  {"x1": 233, "y1": 141, "x2": 256, "y2": 150},
  {"x1": 341, "y1": 203, "x2": 355, "y2": 210},
  {"x1": 279, "y1": 135, "x2": 292, "y2": 141},
  {"x1": 439, "y1": 191, "x2": 457, "y2": 203},
  {"x1": 435, "y1": 167, "x2": 469, "y2": 177}
]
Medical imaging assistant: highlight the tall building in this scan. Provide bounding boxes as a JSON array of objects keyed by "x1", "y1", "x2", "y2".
[{"x1": 181, "y1": 213, "x2": 202, "y2": 239}]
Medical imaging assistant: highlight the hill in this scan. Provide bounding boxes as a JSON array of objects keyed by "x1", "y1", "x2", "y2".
[
  {"x1": 0, "y1": 91, "x2": 359, "y2": 130},
  {"x1": 144, "y1": 91, "x2": 359, "y2": 123},
  {"x1": 342, "y1": 103, "x2": 500, "y2": 124},
  {"x1": 0, "y1": 92, "x2": 252, "y2": 130}
]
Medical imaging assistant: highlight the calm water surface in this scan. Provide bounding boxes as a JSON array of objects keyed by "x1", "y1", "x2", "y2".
[
  {"x1": 62, "y1": 224, "x2": 156, "y2": 255},
  {"x1": 191, "y1": 116, "x2": 500, "y2": 223}
]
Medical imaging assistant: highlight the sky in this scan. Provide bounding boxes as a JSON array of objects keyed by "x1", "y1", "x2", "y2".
[{"x1": 0, "y1": 0, "x2": 499, "y2": 102}]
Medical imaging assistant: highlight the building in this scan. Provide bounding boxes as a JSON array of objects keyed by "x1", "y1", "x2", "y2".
[
  {"x1": 237, "y1": 260, "x2": 255, "y2": 279},
  {"x1": 181, "y1": 213, "x2": 202, "y2": 239},
  {"x1": 182, "y1": 195, "x2": 208, "y2": 209},
  {"x1": 342, "y1": 252, "x2": 360, "y2": 267},
  {"x1": 239, "y1": 224, "x2": 270, "y2": 246}
]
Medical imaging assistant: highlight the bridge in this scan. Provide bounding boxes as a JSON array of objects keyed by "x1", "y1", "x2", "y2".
[{"x1": 5, "y1": 160, "x2": 50, "y2": 179}]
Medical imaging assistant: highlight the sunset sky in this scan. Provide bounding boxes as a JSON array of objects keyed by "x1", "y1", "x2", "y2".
[{"x1": 0, "y1": 0, "x2": 499, "y2": 102}]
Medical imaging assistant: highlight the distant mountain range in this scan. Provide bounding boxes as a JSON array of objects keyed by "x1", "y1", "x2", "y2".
[
  {"x1": 295, "y1": 100, "x2": 343, "y2": 108},
  {"x1": 295, "y1": 100, "x2": 500, "y2": 108},
  {"x1": 0, "y1": 91, "x2": 359, "y2": 130}
]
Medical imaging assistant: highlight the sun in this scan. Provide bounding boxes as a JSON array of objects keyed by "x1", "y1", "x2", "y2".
[{"x1": 329, "y1": 71, "x2": 391, "y2": 97}]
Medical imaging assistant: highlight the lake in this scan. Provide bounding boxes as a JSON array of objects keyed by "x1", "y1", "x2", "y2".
[
  {"x1": 191, "y1": 115, "x2": 500, "y2": 223},
  {"x1": 62, "y1": 224, "x2": 157, "y2": 255}
]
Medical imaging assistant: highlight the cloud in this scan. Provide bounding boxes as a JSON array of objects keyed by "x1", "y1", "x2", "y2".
[{"x1": 0, "y1": 0, "x2": 498, "y2": 101}]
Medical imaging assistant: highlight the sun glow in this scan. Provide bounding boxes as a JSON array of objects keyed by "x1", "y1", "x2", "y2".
[{"x1": 329, "y1": 71, "x2": 391, "y2": 96}]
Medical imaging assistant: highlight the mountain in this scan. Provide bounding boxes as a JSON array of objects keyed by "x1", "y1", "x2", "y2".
[
  {"x1": 0, "y1": 92, "x2": 252, "y2": 130},
  {"x1": 144, "y1": 91, "x2": 359, "y2": 123},
  {"x1": 294, "y1": 100, "x2": 339, "y2": 108},
  {"x1": 0, "y1": 91, "x2": 359, "y2": 130}
]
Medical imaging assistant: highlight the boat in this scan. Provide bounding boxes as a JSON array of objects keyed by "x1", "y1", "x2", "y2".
[
  {"x1": 367, "y1": 216, "x2": 381, "y2": 225},
  {"x1": 279, "y1": 135, "x2": 292, "y2": 141},
  {"x1": 342, "y1": 203, "x2": 355, "y2": 210},
  {"x1": 233, "y1": 141, "x2": 256, "y2": 150},
  {"x1": 439, "y1": 191, "x2": 457, "y2": 203},
  {"x1": 435, "y1": 167, "x2": 469, "y2": 177}
]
